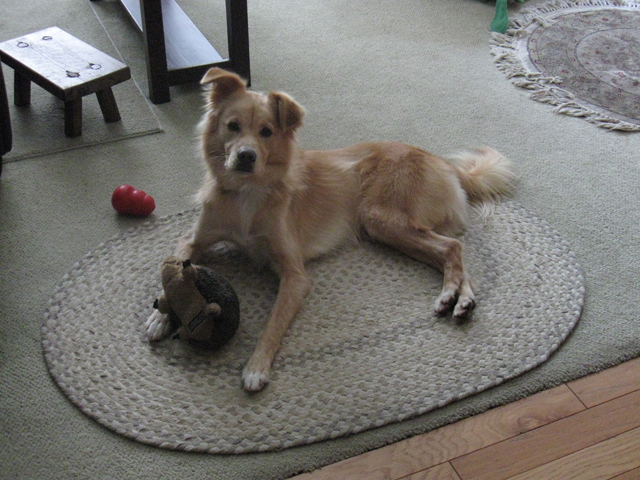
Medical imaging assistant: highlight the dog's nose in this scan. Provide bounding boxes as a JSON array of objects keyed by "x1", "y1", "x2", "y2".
[{"x1": 236, "y1": 147, "x2": 257, "y2": 172}]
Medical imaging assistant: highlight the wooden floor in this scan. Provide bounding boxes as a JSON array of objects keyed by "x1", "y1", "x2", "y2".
[{"x1": 291, "y1": 356, "x2": 640, "y2": 480}]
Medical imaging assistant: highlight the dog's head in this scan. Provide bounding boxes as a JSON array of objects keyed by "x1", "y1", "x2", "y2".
[{"x1": 199, "y1": 68, "x2": 305, "y2": 189}]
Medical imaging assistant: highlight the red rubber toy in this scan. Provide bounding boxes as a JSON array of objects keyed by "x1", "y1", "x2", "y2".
[{"x1": 111, "y1": 185, "x2": 156, "y2": 216}]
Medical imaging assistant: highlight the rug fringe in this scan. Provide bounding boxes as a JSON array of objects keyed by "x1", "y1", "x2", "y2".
[
  {"x1": 521, "y1": 0, "x2": 640, "y2": 17},
  {"x1": 521, "y1": 0, "x2": 640, "y2": 26},
  {"x1": 490, "y1": 0, "x2": 640, "y2": 132}
]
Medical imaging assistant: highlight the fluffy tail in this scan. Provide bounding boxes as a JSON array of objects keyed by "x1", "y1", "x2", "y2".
[{"x1": 449, "y1": 147, "x2": 517, "y2": 204}]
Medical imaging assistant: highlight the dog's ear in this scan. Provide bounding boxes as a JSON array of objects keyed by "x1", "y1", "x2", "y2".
[
  {"x1": 182, "y1": 260, "x2": 198, "y2": 282},
  {"x1": 268, "y1": 91, "x2": 305, "y2": 133},
  {"x1": 201, "y1": 68, "x2": 246, "y2": 103}
]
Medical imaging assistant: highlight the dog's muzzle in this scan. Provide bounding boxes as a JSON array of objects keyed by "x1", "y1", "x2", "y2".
[{"x1": 235, "y1": 147, "x2": 257, "y2": 173}]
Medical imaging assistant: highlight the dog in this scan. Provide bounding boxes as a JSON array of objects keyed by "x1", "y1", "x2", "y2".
[{"x1": 145, "y1": 67, "x2": 516, "y2": 392}]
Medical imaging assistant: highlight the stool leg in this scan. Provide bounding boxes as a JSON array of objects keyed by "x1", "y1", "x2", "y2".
[
  {"x1": 14, "y1": 72, "x2": 31, "y2": 106},
  {"x1": 64, "y1": 97, "x2": 82, "y2": 137},
  {"x1": 96, "y1": 88, "x2": 121, "y2": 123}
]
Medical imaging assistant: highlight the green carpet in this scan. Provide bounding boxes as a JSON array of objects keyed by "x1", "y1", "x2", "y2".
[{"x1": 1, "y1": 0, "x2": 639, "y2": 479}]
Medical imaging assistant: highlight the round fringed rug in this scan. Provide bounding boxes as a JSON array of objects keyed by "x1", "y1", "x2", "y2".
[
  {"x1": 42, "y1": 201, "x2": 584, "y2": 453},
  {"x1": 491, "y1": 0, "x2": 640, "y2": 131}
]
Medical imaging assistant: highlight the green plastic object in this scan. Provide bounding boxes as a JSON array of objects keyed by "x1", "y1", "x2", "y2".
[
  {"x1": 491, "y1": 0, "x2": 509, "y2": 33},
  {"x1": 491, "y1": 0, "x2": 525, "y2": 34}
]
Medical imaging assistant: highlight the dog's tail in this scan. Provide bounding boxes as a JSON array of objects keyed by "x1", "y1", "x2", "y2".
[{"x1": 450, "y1": 147, "x2": 517, "y2": 205}]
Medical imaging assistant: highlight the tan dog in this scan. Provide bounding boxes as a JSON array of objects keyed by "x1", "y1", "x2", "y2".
[{"x1": 145, "y1": 67, "x2": 516, "y2": 392}]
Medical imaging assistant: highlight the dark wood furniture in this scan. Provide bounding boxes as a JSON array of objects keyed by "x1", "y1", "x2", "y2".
[
  {"x1": 0, "y1": 27, "x2": 131, "y2": 138},
  {"x1": 97, "y1": 0, "x2": 250, "y2": 104}
]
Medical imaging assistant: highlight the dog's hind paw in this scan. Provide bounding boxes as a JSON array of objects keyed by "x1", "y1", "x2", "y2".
[
  {"x1": 434, "y1": 288, "x2": 458, "y2": 315},
  {"x1": 144, "y1": 309, "x2": 172, "y2": 341},
  {"x1": 453, "y1": 296, "x2": 476, "y2": 320}
]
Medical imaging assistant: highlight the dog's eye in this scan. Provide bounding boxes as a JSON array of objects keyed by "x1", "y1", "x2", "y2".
[
  {"x1": 227, "y1": 121, "x2": 240, "y2": 132},
  {"x1": 260, "y1": 127, "x2": 273, "y2": 138}
]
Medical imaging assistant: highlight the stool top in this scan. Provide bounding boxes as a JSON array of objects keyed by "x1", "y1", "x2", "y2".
[{"x1": 0, "y1": 26, "x2": 131, "y2": 100}]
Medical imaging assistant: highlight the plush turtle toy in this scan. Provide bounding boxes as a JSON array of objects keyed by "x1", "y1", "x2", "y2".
[{"x1": 153, "y1": 256, "x2": 240, "y2": 349}]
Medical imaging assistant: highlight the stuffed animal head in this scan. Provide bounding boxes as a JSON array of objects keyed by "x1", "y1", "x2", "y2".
[{"x1": 161, "y1": 256, "x2": 197, "y2": 289}]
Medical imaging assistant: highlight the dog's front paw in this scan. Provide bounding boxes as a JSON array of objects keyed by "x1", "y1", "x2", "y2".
[
  {"x1": 144, "y1": 309, "x2": 172, "y2": 341},
  {"x1": 242, "y1": 357, "x2": 271, "y2": 392}
]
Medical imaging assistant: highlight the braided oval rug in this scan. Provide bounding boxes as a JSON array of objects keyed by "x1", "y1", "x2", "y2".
[{"x1": 42, "y1": 201, "x2": 584, "y2": 454}]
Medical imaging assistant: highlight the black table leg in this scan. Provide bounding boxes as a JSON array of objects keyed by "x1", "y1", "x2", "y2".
[{"x1": 140, "y1": 0, "x2": 170, "y2": 104}]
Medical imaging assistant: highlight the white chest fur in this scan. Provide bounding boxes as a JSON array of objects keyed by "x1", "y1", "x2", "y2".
[{"x1": 228, "y1": 185, "x2": 269, "y2": 254}]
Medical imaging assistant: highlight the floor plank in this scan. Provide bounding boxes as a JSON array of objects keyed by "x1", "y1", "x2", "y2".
[
  {"x1": 568, "y1": 356, "x2": 640, "y2": 407},
  {"x1": 450, "y1": 389, "x2": 640, "y2": 480},
  {"x1": 611, "y1": 466, "x2": 640, "y2": 479},
  {"x1": 291, "y1": 385, "x2": 584, "y2": 480},
  {"x1": 403, "y1": 463, "x2": 461, "y2": 480},
  {"x1": 507, "y1": 427, "x2": 640, "y2": 480}
]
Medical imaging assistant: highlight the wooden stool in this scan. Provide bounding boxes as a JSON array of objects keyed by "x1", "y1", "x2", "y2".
[{"x1": 0, "y1": 27, "x2": 131, "y2": 138}]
